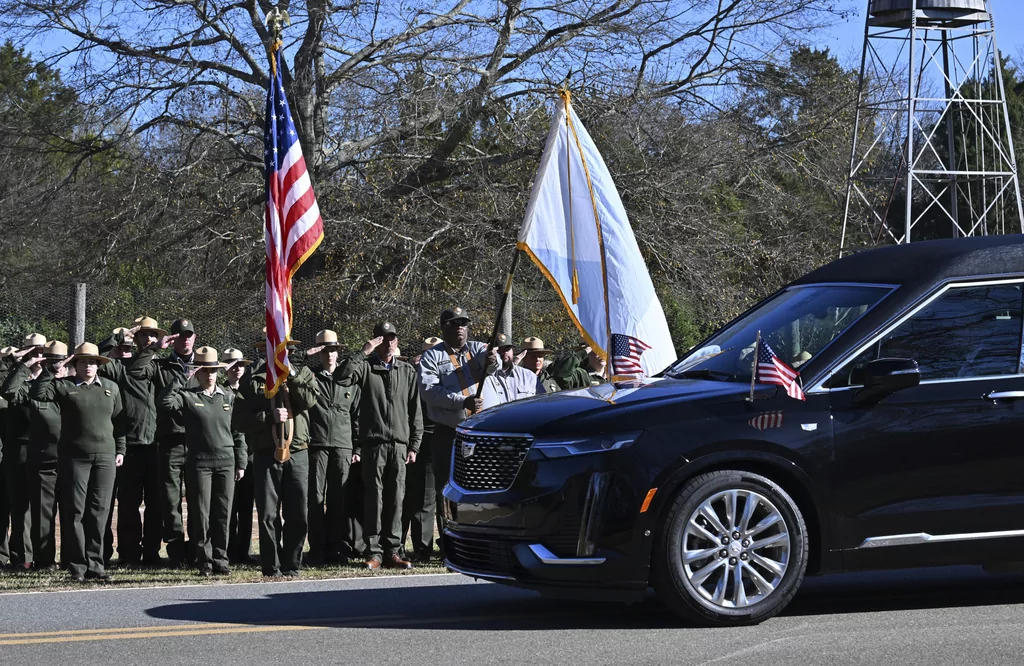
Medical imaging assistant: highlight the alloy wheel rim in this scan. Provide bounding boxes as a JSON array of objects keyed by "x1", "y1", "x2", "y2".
[{"x1": 680, "y1": 488, "x2": 790, "y2": 610}]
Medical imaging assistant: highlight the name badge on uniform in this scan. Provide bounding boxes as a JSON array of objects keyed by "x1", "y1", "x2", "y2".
[
  {"x1": 223, "y1": 404, "x2": 230, "y2": 411},
  {"x1": 194, "y1": 402, "x2": 205, "y2": 407},
  {"x1": 104, "y1": 389, "x2": 112, "y2": 397}
]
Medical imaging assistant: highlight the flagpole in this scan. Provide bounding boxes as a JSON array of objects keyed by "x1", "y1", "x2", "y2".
[
  {"x1": 748, "y1": 330, "x2": 761, "y2": 403},
  {"x1": 473, "y1": 248, "x2": 522, "y2": 398}
]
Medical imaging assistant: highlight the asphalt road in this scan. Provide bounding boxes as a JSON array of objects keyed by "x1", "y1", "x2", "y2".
[{"x1": 2, "y1": 566, "x2": 1024, "y2": 664}]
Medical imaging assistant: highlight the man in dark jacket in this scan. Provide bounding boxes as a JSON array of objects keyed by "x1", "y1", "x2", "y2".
[
  {"x1": 100, "y1": 319, "x2": 167, "y2": 566},
  {"x1": 152, "y1": 318, "x2": 199, "y2": 566},
  {"x1": 236, "y1": 353, "x2": 318, "y2": 577},
  {"x1": 337, "y1": 322, "x2": 423, "y2": 570},
  {"x1": 304, "y1": 330, "x2": 360, "y2": 565},
  {"x1": 222, "y1": 348, "x2": 257, "y2": 564}
]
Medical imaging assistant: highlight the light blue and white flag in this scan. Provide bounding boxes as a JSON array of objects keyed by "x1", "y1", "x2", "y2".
[{"x1": 517, "y1": 93, "x2": 676, "y2": 378}]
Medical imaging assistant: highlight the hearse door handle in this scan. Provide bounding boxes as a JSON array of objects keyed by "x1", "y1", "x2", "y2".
[{"x1": 984, "y1": 390, "x2": 1024, "y2": 401}]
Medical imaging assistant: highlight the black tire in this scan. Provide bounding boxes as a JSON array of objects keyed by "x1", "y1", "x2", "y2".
[{"x1": 653, "y1": 469, "x2": 808, "y2": 626}]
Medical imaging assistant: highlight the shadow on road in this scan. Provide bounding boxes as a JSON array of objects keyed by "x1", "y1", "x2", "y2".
[{"x1": 144, "y1": 566, "x2": 1024, "y2": 630}]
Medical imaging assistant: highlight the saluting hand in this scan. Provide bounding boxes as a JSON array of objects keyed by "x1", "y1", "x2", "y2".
[
  {"x1": 156, "y1": 333, "x2": 179, "y2": 350},
  {"x1": 23, "y1": 355, "x2": 45, "y2": 368},
  {"x1": 362, "y1": 337, "x2": 384, "y2": 356}
]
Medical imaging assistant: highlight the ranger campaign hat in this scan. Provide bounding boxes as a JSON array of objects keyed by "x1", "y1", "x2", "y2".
[
  {"x1": 439, "y1": 307, "x2": 471, "y2": 326},
  {"x1": 520, "y1": 337, "x2": 553, "y2": 355},
  {"x1": 20, "y1": 333, "x2": 47, "y2": 351},
  {"x1": 494, "y1": 333, "x2": 514, "y2": 349},
  {"x1": 169, "y1": 318, "x2": 196, "y2": 336},
  {"x1": 72, "y1": 342, "x2": 111, "y2": 366},
  {"x1": 0, "y1": 346, "x2": 17, "y2": 359},
  {"x1": 134, "y1": 316, "x2": 167, "y2": 338},
  {"x1": 422, "y1": 336, "x2": 443, "y2": 351},
  {"x1": 112, "y1": 327, "x2": 135, "y2": 347},
  {"x1": 188, "y1": 346, "x2": 229, "y2": 370},
  {"x1": 220, "y1": 348, "x2": 253, "y2": 367},
  {"x1": 306, "y1": 329, "x2": 341, "y2": 354},
  {"x1": 42, "y1": 340, "x2": 69, "y2": 360},
  {"x1": 373, "y1": 321, "x2": 398, "y2": 338}
]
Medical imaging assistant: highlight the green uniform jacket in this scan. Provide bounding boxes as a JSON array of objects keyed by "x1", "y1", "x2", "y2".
[
  {"x1": 537, "y1": 369, "x2": 560, "y2": 394},
  {"x1": 151, "y1": 351, "x2": 200, "y2": 439},
  {"x1": 336, "y1": 353, "x2": 423, "y2": 453},
  {"x1": 308, "y1": 369, "x2": 360, "y2": 450},
  {"x1": 30, "y1": 371, "x2": 127, "y2": 458},
  {"x1": 0, "y1": 358, "x2": 8, "y2": 464},
  {"x1": 235, "y1": 365, "x2": 319, "y2": 455},
  {"x1": 547, "y1": 349, "x2": 608, "y2": 390},
  {"x1": 158, "y1": 385, "x2": 247, "y2": 470},
  {"x1": 1, "y1": 364, "x2": 61, "y2": 462},
  {"x1": 224, "y1": 381, "x2": 252, "y2": 465},
  {"x1": 100, "y1": 349, "x2": 158, "y2": 446},
  {"x1": 0, "y1": 363, "x2": 37, "y2": 465}
]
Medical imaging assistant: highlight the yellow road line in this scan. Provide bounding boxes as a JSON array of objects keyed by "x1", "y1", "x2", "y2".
[{"x1": 0, "y1": 610, "x2": 591, "y2": 647}]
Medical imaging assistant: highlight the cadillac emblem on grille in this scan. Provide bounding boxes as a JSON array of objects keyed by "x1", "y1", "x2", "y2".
[{"x1": 453, "y1": 431, "x2": 534, "y2": 492}]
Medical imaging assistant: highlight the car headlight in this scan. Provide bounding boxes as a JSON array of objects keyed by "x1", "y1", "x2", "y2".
[{"x1": 533, "y1": 431, "x2": 642, "y2": 459}]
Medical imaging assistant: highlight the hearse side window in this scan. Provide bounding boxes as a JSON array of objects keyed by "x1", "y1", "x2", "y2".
[{"x1": 831, "y1": 284, "x2": 1024, "y2": 387}]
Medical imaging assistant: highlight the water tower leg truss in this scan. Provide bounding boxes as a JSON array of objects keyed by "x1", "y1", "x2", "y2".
[{"x1": 840, "y1": 0, "x2": 1024, "y2": 252}]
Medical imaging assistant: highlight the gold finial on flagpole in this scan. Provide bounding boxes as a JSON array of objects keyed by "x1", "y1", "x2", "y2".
[{"x1": 263, "y1": 6, "x2": 291, "y2": 74}]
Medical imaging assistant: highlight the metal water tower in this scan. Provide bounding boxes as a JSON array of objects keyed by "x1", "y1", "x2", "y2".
[{"x1": 840, "y1": 0, "x2": 1023, "y2": 251}]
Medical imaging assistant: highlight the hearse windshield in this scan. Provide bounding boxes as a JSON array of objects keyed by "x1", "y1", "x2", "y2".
[{"x1": 667, "y1": 284, "x2": 891, "y2": 382}]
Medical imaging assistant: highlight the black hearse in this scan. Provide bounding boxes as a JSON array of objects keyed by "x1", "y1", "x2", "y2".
[{"x1": 442, "y1": 235, "x2": 1024, "y2": 625}]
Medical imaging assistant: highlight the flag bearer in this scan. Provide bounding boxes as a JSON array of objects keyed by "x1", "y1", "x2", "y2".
[
  {"x1": 158, "y1": 347, "x2": 247, "y2": 576},
  {"x1": 417, "y1": 308, "x2": 497, "y2": 529},
  {"x1": 30, "y1": 342, "x2": 126, "y2": 583},
  {"x1": 235, "y1": 344, "x2": 318, "y2": 578},
  {"x1": 337, "y1": 322, "x2": 423, "y2": 570}
]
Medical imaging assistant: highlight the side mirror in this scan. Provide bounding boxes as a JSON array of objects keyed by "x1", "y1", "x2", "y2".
[{"x1": 852, "y1": 358, "x2": 920, "y2": 406}]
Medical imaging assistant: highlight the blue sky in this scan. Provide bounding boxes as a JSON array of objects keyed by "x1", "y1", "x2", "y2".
[{"x1": 816, "y1": 0, "x2": 1024, "y2": 66}]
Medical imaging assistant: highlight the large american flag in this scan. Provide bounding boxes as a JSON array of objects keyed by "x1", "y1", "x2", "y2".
[
  {"x1": 264, "y1": 48, "x2": 324, "y2": 398},
  {"x1": 611, "y1": 333, "x2": 652, "y2": 378},
  {"x1": 756, "y1": 339, "x2": 805, "y2": 401}
]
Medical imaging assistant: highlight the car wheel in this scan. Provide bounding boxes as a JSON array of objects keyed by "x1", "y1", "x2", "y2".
[{"x1": 654, "y1": 469, "x2": 808, "y2": 626}]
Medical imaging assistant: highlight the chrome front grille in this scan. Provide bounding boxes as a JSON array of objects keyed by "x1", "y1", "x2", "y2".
[{"x1": 452, "y1": 431, "x2": 533, "y2": 492}]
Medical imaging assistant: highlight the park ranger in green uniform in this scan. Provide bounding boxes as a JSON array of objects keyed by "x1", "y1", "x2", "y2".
[
  {"x1": 222, "y1": 348, "x2": 257, "y2": 565},
  {"x1": 100, "y1": 317, "x2": 168, "y2": 567},
  {"x1": 518, "y1": 337, "x2": 558, "y2": 394},
  {"x1": 547, "y1": 345, "x2": 608, "y2": 389},
  {"x1": 2, "y1": 333, "x2": 48, "y2": 570},
  {"x1": 304, "y1": 330, "x2": 360, "y2": 566},
  {"x1": 159, "y1": 347, "x2": 247, "y2": 576},
  {"x1": 0, "y1": 345, "x2": 13, "y2": 568},
  {"x1": 236, "y1": 342, "x2": 318, "y2": 577},
  {"x1": 1, "y1": 340, "x2": 68, "y2": 570},
  {"x1": 337, "y1": 322, "x2": 423, "y2": 570},
  {"x1": 152, "y1": 318, "x2": 200, "y2": 567},
  {"x1": 30, "y1": 342, "x2": 126, "y2": 583}
]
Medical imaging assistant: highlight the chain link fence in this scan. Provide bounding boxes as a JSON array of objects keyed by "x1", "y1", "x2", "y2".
[{"x1": 3, "y1": 276, "x2": 584, "y2": 359}]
